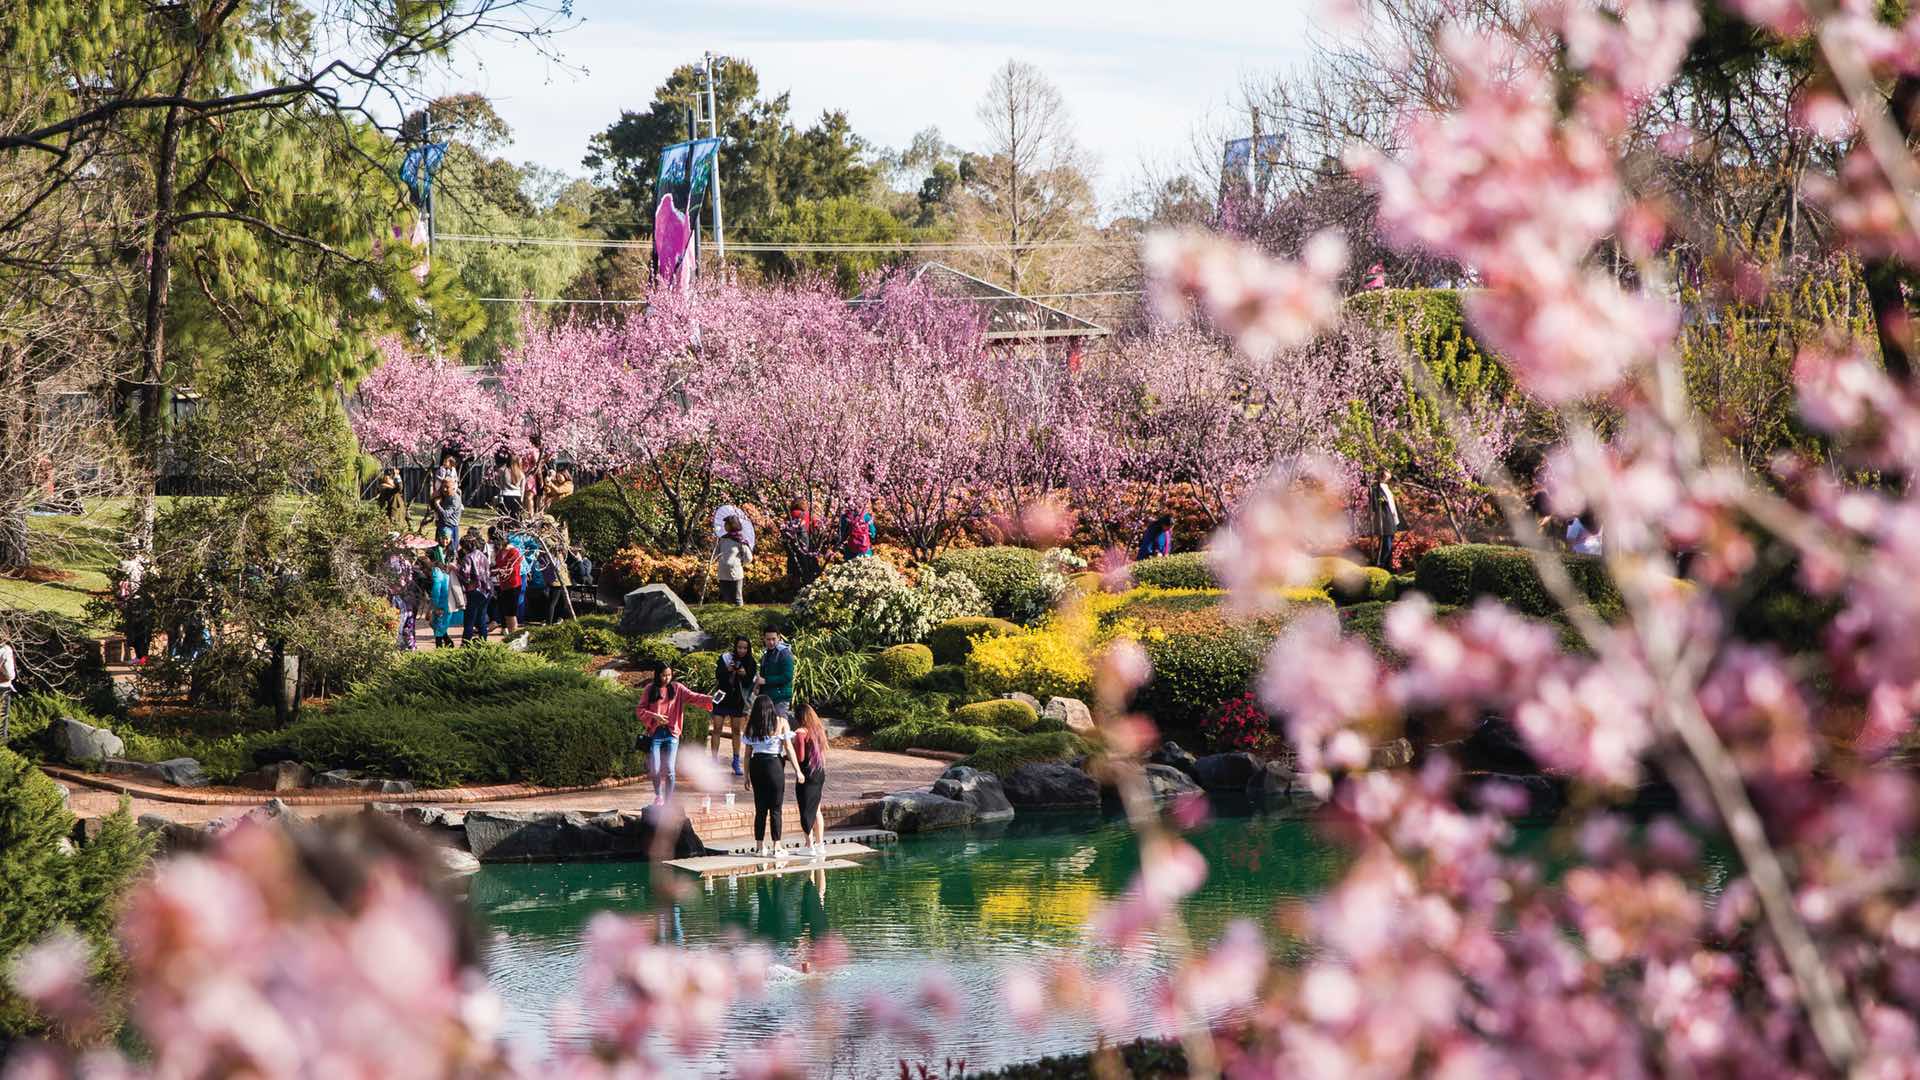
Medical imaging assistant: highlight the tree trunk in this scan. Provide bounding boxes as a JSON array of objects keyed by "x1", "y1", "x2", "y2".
[
  {"x1": 1864, "y1": 74, "x2": 1920, "y2": 385},
  {"x1": 133, "y1": 104, "x2": 186, "y2": 554}
]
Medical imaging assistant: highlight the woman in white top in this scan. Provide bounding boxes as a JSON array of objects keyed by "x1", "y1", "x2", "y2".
[
  {"x1": 498, "y1": 459, "x2": 526, "y2": 520},
  {"x1": 1567, "y1": 513, "x2": 1604, "y2": 556},
  {"x1": 742, "y1": 694, "x2": 804, "y2": 859}
]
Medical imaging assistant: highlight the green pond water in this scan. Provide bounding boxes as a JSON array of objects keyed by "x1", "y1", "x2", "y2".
[{"x1": 468, "y1": 807, "x2": 1346, "y2": 1077}]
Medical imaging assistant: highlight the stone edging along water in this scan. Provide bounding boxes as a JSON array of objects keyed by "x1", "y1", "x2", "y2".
[{"x1": 38, "y1": 764, "x2": 647, "y2": 807}]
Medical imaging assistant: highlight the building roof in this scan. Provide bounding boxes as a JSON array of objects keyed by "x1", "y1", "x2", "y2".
[{"x1": 901, "y1": 262, "x2": 1110, "y2": 342}]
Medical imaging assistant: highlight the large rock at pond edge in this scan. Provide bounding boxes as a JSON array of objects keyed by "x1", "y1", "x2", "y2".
[
  {"x1": 931, "y1": 766, "x2": 1015, "y2": 823},
  {"x1": 1149, "y1": 741, "x2": 1201, "y2": 782},
  {"x1": 314, "y1": 770, "x2": 416, "y2": 794},
  {"x1": 876, "y1": 791, "x2": 976, "y2": 833},
  {"x1": 1246, "y1": 760, "x2": 1295, "y2": 803},
  {"x1": 49, "y1": 717, "x2": 124, "y2": 764},
  {"x1": 1002, "y1": 762, "x2": 1100, "y2": 809},
  {"x1": 463, "y1": 807, "x2": 701, "y2": 862},
  {"x1": 1042, "y1": 697, "x2": 1095, "y2": 736},
  {"x1": 1143, "y1": 763, "x2": 1203, "y2": 802},
  {"x1": 1192, "y1": 752, "x2": 1260, "y2": 791},
  {"x1": 619, "y1": 584, "x2": 700, "y2": 638},
  {"x1": 239, "y1": 761, "x2": 312, "y2": 792},
  {"x1": 101, "y1": 757, "x2": 207, "y2": 788}
]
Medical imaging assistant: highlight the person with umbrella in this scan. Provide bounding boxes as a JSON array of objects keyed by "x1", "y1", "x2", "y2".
[{"x1": 712, "y1": 513, "x2": 754, "y2": 606}]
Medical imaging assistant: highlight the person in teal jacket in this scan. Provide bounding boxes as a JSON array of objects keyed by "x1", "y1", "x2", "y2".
[
  {"x1": 427, "y1": 554, "x2": 456, "y2": 648},
  {"x1": 756, "y1": 629, "x2": 794, "y2": 718}
]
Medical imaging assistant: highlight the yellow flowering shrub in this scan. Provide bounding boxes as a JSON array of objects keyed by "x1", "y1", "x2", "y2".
[{"x1": 964, "y1": 625, "x2": 1094, "y2": 700}]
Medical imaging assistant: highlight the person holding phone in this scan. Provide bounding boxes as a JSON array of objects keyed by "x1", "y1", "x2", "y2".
[{"x1": 709, "y1": 637, "x2": 756, "y2": 776}]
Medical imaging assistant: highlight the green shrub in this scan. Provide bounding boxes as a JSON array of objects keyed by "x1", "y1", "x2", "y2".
[
  {"x1": 692, "y1": 604, "x2": 794, "y2": 648},
  {"x1": 869, "y1": 643, "x2": 935, "y2": 687},
  {"x1": 1129, "y1": 552, "x2": 1216, "y2": 590},
  {"x1": 1, "y1": 749, "x2": 151, "y2": 1039},
  {"x1": 842, "y1": 685, "x2": 948, "y2": 732},
  {"x1": 261, "y1": 645, "x2": 638, "y2": 788},
  {"x1": 1028, "y1": 713, "x2": 1069, "y2": 734},
  {"x1": 925, "y1": 616, "x2": 1021, "y2": 665},
  {"x1": 1327, "y1": 564, "x2": 1395, "y2": 605},
  {"x1": 952, "y1": 698, "x2": 1040, "y2": 731},
  {"x1": 1391, "y1": 573, "x2": 1416, "y2": 599},
  {"x1": 527, "y1": 619, "x2": 626, "y2": 664},
  {"x1": 913, "y1": 663, "x2": 970, "y2": 696},
  {"x1": 1733, "y1": 591, "x2": 1839, "y2": 656},
  {"x1": 679, "y1": 651, "x2": 721, "y2": 693},
  {"x1": 1412, "y1": 543, "x2": 1620, "y2": 617},
  {"x1": 8, "y1": 612, "x2": 120, "y2": 721},
  {"x1": 550, "y1": 481, "x2": 650, "y2": 563},
  {"x1": 929, "y1": 546, "x2": 1067, "y2": 624},
  {"x1": 625, "y1": 634, "x2": 681, "y2": 669},
  {"x1": 869, "y1": 719, "x2": 1007, "y2": 755},
  {"x1": 4, "y1": 692, "x2": 114, "y2": 756},
  {"x1": 958, "y1": 732, "x2": 1089, "y2": 778}
]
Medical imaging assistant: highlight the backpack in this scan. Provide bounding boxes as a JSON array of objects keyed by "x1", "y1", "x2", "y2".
[{"x1": 843, "y1": 512, "x2": 871, "y2": 554}]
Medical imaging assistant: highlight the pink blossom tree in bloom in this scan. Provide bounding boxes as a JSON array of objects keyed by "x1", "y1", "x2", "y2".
[{"x1": 349, "y1": 337, "x2": 507, "y2": 468}]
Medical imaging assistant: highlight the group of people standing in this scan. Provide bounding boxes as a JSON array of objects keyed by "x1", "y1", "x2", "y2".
[
  {"x1": 635, "y1": 630, "x2": 829, "y2": 860},
  {"x1": 384, "y1": 522, "x2": 587, "y2": 650},
  {"x1": 372, "y1": 450, "x2": 578, "y2": 534},
  {"x1": 710, "y1": 502, "x2": 876, "y2": 606}
]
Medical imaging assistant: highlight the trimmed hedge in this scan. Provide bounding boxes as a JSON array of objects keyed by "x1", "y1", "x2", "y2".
[
  {"x1": 913, "y1": 663, "x2": 970, "y2": 696},
  {"x1": 1129, "y1": 552, "x2": 1215, "y2": 590},
  {"x1": 1413, "y1": 543, "x2": 1620, "y2": 617},
  {"x1": 870, "y1": 719, "x2": 1006, "y2": 755},
  {"x1": 929, "y1": 547, "x2": 1063, "y2": 624},
  {"x1": 869, "y1": 643, "x2": 935, "y2": 687},
  {"x1": 925, "y1": 616, "x2": 1022, "y2": 665},
  {"x1": 262, "y1": 645, "x2": 637, "y2": 788},
  {"x1": 958, "y1": 732, "x2": 1089, "y2": 778},
  {"x1": 953, "y1": 698, "x2": 1040, "y2": 731}
]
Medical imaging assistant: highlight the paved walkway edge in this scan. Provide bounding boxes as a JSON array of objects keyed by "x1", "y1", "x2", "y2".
[{"x1": 40, "y1": 766, "x2": 647, "y2": 807}]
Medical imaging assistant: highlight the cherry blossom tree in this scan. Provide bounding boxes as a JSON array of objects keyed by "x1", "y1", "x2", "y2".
[{"x1": 349, "y1": 338, "x2": 507, "y2": 468}]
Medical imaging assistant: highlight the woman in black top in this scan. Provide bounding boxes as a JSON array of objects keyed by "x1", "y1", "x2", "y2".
[{"x1": 709, "y1": 636, "x2": 755, "y2": 777}]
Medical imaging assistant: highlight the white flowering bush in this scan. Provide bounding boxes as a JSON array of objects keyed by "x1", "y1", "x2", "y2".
[{"x1": 793, "y1": 558, "x2": 987, "y2": 648}]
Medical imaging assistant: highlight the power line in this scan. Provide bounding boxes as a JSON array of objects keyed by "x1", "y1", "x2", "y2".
[
  {"x1": 436, "y1": 232, "x2": 1137, "y2": 253},
  {"x1": 472, "y1": 288, "x2": 1144, "y2": 306}
]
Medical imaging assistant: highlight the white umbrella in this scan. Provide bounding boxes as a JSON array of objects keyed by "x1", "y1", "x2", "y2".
[{"x1": 712, "y1": 504, "x2": 755, "y2": 549}]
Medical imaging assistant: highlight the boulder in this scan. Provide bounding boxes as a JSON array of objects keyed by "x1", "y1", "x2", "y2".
[
  {"x1": 1192, "y1": 752, "x2": 1260, "y2": 791},
  {"x1": 597, "y1": 667, "x2": 624, "y2": 680},
  {"x1": 434, "y1": 847, "x2": 482, "y2": 876},
  {"x1": 506, "y1": 633, "x2": 530, "y2": 652},
  {"x1": 1002, "y1": 691, "x2": 1042, "y2": 714},
  {"x1": 138, "y1": 814, "x2": 211, "y2": 854},
  {"x1": 1149, "y1": 741, "x2": 1201, "y2": 782},
  {"x1": 49, "y1": 717, "x2": 124, "y2": 764},
  {"x1": 931, "y1": 766, "x2": 1015, "y2": 823},
  {"x1": 668, "y1": 629, "x2": 712, "y2": 651},
  {"x1": 238, "y1": 761, "x2": 313, "y2": 792},
  {"x1": 1370, "y1": 737, "x2": 1415, "y2": 770},
  {"x1": 463, "y1": 807, "x2": 701, "y2": 862},
  {"x1": 101, "y1": 757, "x2": 208, "y2": 788},
  {"x1": 876, "y1": 791, "x2": 976, "y2": 833},
  {"x1": 1143, "y1": 763, "x2": 1203, "y2": 802},
  {"x1": 1245, "y1": 759, "x2": 1295, "y2": 803},
  {"x1": 314, "y1": 770, "x2": 416, "y2": 795},
  {"x1": 1042, "y1": 697, "x2": 1095, "y2": 736},
  {"x1": 618, "y1": 584, "x2": 700, "y2": 638},
  {"x1": 1002, "y1": 762, "x2": 1100, "y2": 809}
]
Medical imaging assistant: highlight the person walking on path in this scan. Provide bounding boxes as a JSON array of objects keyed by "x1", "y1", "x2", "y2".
[
  {"x1": 374, "y1": 467, "x2": 406, "y2": 527},
  {"x1": 491, "y1": 526, "x2": 524, "y2": 639},
  {"x1": 791, "y1": 703, "x2": 830, "y2": 859},
  {"x1": 742, "y1": 694, "x2": 804, "y2": 859},
  {"x1": 1136, "y1": 514, "x2": 1174, "y2": 561},
  {"x1": 0, "y1": 631, "x2": 17, "y2": 741},
  {"x1": 756, "y1": 629, "x2": 795, "y2": 720},
  {"x1": 387, "y1": 540, "x2": 419, "y2": 651},
  {"x1": 422, "y1": 478, "x2": 462, "y2": 554},
  {"x1": 712, "y1": 515, "x2": 753, "y2": 607},
  {"x1": 497, "y1": 454, "x2": 526, "y2": 521},
  {"x1": 710, "y1": 637, "x2": 756, "y2": 776},
  {"x1": 781, "y1": 501, "x2": 824, "y2": 587},
  {"x1": 1369, "y1": 469, "x2": 1402, "y2": 570},
  {"x1": 458, "y1": 532, "x2": 494, "y2": 644},
  {"x1": 427, "y1": 554, "x2": 457, "y2": 648},
  {"x1": 637, "y1": 660, "x2": 716, "y2": 805},
  {"x1": 838, "y1": 505, "x2": 873, "y2": 561}
]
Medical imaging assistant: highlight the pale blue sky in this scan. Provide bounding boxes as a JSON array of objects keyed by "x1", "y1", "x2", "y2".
[{"x1": 443, "y1": 0, "x2": 1318, "y2": 207}]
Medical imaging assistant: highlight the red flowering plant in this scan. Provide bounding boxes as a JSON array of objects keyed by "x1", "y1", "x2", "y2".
[{"x1": 1201, "y1": 692, "x2": 1291, "y2": 759}]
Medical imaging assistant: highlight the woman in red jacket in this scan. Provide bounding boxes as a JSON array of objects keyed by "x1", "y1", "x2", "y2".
[{"x1": 637, "y1": 660, "x2": 715, "y2": 805}]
